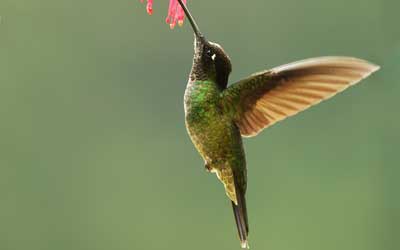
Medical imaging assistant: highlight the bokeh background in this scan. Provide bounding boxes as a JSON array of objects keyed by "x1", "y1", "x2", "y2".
[{"x1": 1, "y1": 0, "x2": 399, "y2": 250}]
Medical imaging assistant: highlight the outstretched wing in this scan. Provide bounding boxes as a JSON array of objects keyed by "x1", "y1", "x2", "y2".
[{"x1": 221, "y1": 57, "x2": 379, "y2": 137}]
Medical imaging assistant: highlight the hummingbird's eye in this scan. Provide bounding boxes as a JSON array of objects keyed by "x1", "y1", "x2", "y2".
[{"x1": 206, "y1": 49, "x2": 213, "y2": 57}]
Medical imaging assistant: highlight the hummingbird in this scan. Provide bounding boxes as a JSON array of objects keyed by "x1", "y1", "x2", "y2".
[{"x1": 176, "y1": 0, "x2": 379, "y2": 248}]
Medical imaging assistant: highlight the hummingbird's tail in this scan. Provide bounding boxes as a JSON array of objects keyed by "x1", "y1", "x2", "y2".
[{"x1": 232, "y1": 182, "x2": 249, "y2": 249}]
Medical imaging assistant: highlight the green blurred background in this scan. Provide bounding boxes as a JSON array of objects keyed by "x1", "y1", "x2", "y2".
[{"x1": 1, "y1": 0, "x2": 399, "y2": 250}]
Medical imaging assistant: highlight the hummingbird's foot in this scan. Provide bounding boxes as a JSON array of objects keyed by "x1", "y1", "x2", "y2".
[{"x1": 204, "y1": 162, "x2": 212, "y2": 172}]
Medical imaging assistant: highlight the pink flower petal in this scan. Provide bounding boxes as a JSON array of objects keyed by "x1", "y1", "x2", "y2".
[
  {"x1": 166, "y1": 0, "x2": 186, "y2": 29},
  {"x1": 146, "y1": 0, "x2": 153, "y2": 15},
  {"x1": 177, "y1": 1, "x2": 186, "y2": 26},
  {"x1": 141, "y1": 0, "x2": 187, "y2": 28},
  {"x1": 140, "y1": 0, "x2": 153, "y2": 15}
]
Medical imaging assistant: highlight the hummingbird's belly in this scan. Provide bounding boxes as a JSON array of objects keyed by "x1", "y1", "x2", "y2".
[{"x1": 185, "y1": 102, "x2": 245, "y2": 204}]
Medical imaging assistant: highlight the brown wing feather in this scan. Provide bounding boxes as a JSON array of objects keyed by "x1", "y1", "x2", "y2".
[{"x1": 222, "y1": 57, "x2": 380, "y2": 137}]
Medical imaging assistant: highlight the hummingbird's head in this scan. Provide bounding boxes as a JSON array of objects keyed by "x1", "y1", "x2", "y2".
[
  {"x1": 177, "y1": 0, "x2": 232, "y2": 90},
  {"x1": 192, "y1": 37, "x2": 232, "y2": 90}
]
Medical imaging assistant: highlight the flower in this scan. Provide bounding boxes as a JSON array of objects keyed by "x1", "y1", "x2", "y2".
[
  {"x1": 140, "y1": 0, "x2": 153, "y2": 15},
  {"x1": 166, "y1": 0, "x2": 186, "y2": 29},
  {"x1": 140, "y1": 0, "x2": 187, "y2": 29}
]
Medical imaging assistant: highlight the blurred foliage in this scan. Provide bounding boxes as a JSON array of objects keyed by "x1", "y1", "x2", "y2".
[{"x1": 0, "y1": 0, "x2": 399, "y2": 250}]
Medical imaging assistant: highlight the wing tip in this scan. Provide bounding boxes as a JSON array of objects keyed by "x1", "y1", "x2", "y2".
[
  {"x1": 369, "y1": 63, "x2": 381, "y2": 73},
  {"x1": 329, "y1": 56, "x2": 381, "y2": 76},
  {"x1": 357, "y1": 61, "x2": 380, "y2": 81}
]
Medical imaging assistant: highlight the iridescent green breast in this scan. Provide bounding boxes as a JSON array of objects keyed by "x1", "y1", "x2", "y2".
[
  {"x1": 184, "y1": 80, "x2": 241, "y2": 162},
  {"x1": 184, "y1": 80, "x2": 220, "y2": 125}
]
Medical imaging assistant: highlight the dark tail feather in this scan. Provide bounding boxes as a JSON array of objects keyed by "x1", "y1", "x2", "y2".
[{"x1": 232, "y1": 185, "x2": 249, "y2": 249}]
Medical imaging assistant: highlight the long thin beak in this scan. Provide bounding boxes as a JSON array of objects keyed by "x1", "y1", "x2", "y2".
[{"x1": 177, "y1": 0, "x2": 207, "y2": 44}]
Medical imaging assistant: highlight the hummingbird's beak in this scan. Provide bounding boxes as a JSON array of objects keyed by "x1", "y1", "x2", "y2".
[{"x1": 177, "y1": 0, "x2": 207, "y2": 44}]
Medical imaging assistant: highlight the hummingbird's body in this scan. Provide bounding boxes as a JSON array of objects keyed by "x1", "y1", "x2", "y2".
[
  {"x1": 176, "y1": 0, "x2": 379, "y2": 248},
  {"x1": 184, "y1": 69, "x2": 250, "y2": 249},
  {"x1": 184, "y1": 78, "x2": 246, "y2": 204}
]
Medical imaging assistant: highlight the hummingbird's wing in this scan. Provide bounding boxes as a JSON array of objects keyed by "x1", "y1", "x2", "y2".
[{"x1": 221, "y1": 57, "x2": 379, "y2": 137}]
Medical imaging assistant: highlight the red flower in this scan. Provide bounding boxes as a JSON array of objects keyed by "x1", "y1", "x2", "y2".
[
  {"x1": 166, "y1": 0, "x2": 187, "y2": 29},
  {"x1": 140, "y1": 0, "x2": 153, "y2": 15},
  {"x1": 140, "y1": 0, "x2": 187, "y2": 29}
]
